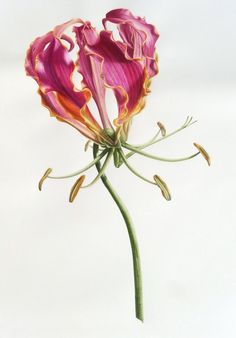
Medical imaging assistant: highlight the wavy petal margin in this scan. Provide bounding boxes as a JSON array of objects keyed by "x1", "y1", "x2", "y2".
[
  {"x1": 25, "y1": 11, "x2": 159, "y2": 142},
  {"x1": 103, "y1": 8, "x2": 159, "y2": 77},
  {"x1": 74, "y1": 23, "x2": 113, "y2": 129},
  {"x1": 25, "y1": 19, "x2": 104, "y2": 143},
  {"x1": 74, "y1": 27, "x2": 149, "y2": 127}
]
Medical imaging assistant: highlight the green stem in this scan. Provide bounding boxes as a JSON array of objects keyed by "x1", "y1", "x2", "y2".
[
  {"x1": 82, "y1": 149, "x2": 114, "y2": 188},
  {"x1": 93, "y1": 144, "x2": 144, "y2": 322}
]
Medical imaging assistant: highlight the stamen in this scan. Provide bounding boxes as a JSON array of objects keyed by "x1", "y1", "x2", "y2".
[
  {"x1": 48, "y1": 148, "x2": 108, "y2": 180},
  {"x1": 123, "y1": 144, "x2": 200, "y2": 163},
  {"x1": 81, "y1": 149, "x2": 114, "y2": 188},
  {"x1": 148, "y1": 116, "x2": 197, "y2": 146},
  {"x1": 118, "y1": 150, "x2": 155, "y2": 185},
  {"x1": 193, "y1": 143, "x2": 211, "y2": 166},
  {"x1": 123, "y1": 116, "x2": 197, "y2": 164},
  {"x1": 153, "y1": 175, "x2": 171, "y2": 201},
  {"x1": 128, "y1": 128, "x2": 161, "y2": 149},
  {"x1": 157, "y1": 121, "x2": 166, "y2": 137},
  {"x1": 38, "y1": 168, "x2": 52, "y2": 191},
  {"x1": 84, "y1": 140, "x2": 92, "y2": 152},
  {"x1": 69, "y1": 175, "x2": 86, "y2": 203},
  {"x1": 183, "y1": 115, "x2": 191, "y2": 126}
]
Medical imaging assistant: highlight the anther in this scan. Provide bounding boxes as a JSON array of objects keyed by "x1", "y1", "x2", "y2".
[
  {"x1": 69, "y1": 175, "x2": 86, "y2": 203},
  {"x1": 193, "y1": 143, "x2": 211, "y2": 166},
  {"x1": 153, "y1": 175, "x2": 171, "y2": 201},
  {"x1": 38, "y1": 168, "x2": 52, "y2": 191}
]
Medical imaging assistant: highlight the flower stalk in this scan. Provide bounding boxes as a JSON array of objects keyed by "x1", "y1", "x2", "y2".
[{"x1": 93, "y1": 143, "x2": 144, "y2": 322}]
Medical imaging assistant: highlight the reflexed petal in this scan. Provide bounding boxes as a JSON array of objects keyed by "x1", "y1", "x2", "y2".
[
  {"x1": 25, "y1": 20, "x2": 104, "y2": 142},
  {"x1": 74, "y1": 28, "x2": 149, "y2": 126},
  {"x1": 39, "y1": 90, "x2": 99, "y2": 142},
  {"x1": 103, "y1": 8, "x2": 159, "y2": 77},
  {"x1": 36, "y1": 38, "x2": 90, "y2": 109},
  {"x1": 25, "y1": 19, "x2": 83, "y2": 78},
  {"x1": 73, "y1": 23, "x2": 113, "y2": 129},
  {"x1": 25, "y1": 32, "x2": 53, "y2": 79}
]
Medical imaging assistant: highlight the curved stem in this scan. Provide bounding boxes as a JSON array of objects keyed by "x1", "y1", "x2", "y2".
[
  {"x1": 93, "y1": 144, "x2": 144, "y2": 322},
  {"x1": 82, "y1": 149, "x2": 114, "y2": 188}
]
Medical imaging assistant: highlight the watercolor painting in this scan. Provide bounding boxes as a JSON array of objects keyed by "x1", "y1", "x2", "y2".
[{"x1": 0, "y1": 1, "x2": 235, "y2": 337}]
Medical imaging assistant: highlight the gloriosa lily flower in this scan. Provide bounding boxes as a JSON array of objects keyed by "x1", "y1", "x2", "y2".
[
  {"x1": 25, "y1": 9, "x2": 158, "y2": 146},
  {"x1": 25, "y1": 8, "x2": 210, "y2": 322}
]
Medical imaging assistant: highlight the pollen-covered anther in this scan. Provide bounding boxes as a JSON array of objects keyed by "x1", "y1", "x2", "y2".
[
  {"x1": 38, "y1": 168, "x2": 53, "y2": 191},
  {"x1": 193, "y1": 143, "x2": 211, "y2": 166},
  {"x1": 157, "y1": 121, "x2": 166, "y2": 137},
  {"x1": 84, "y1": 140, "x2": 92, "y2": 152},
  {"x1": 153, "y1": 174, "x2": 171, "y2": 201},
  {"x1": 69, "y1": 175, "x2": 86, "y2": 203}
]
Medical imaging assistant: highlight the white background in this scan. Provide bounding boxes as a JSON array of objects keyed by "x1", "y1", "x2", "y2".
[{"x1": 0, "y1": 0, "x2": 236, "y2": 337}]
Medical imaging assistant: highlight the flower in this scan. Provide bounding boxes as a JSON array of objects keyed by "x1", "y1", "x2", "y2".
[
  {"x1": 25, "y1": 10, "x2": 159, "y2": 146},
  {"x1": 25, "y1": 9, "x2": 210, "y2": 322},
  {"x1": 25, "y1": 9, "x2": 210, "y2": 198}
]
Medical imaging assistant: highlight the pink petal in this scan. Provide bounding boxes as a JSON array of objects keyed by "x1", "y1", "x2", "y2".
[
  {"x1": 103, "y1": 8, "x2": 159, "y2": 77},
  {"x1": 74, "y1": 27, "x2": 148, "y2": 126},
  {"x1": 36, "y1": 38, "x2": 89, "y2": 107},
  {"x1": 73, "y1": 23, "x2": 113, "y2": 129},
  {"x1": 25, "y1": 32, "x2": 53, "y2": 79},
  {"x1": 25, "y1": 20, "x2": 103, "y2": 142},
  {"x1": 39, "y1": 90, "x2": 99, "y2": 141}
]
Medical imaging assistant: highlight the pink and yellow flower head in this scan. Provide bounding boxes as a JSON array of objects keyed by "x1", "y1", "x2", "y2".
[
  {"x1": 25, "y1": 9, "x2": 159, "y2": 146},
  {"x1": 26, "y1": 8, "x2": 209, "y2": 199}
]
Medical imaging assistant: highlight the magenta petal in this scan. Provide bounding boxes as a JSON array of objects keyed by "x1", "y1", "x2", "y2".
[
  {"x1": 74, "y1": 23, "x2": 113, "y2": 129},
  {"x1": 36, "y1": 38, "x2": 88, "y2": 108},
  {"x1": 25, "y1": 19, "x2": 103, "y2": 142},
  {"x1": 39, "y1": 90, "x2": 98, "y2": 141},
  {"x1": 74, "y1": 28, "x2": 148, "y2": 126},
  {"x1": 103, "y1": 8, "x2": 159, "y2": 77},
  {"x1": 35, "y1": 37, "x2": 101, "y2": 130},
  {"x1": 25, "y1": 32, "x2": 53, "y2": 79}
]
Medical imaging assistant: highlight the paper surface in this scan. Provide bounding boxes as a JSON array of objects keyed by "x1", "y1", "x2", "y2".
[{"x1": 0, "y1": 0, "x2": 235, "y2": 337}]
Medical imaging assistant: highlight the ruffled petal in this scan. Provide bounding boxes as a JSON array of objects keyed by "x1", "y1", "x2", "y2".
[
  {"x1": 103, "y1": 8, "x2": 159, "y2": 77},
  {"x1": 74, "y1": 27, "x2": 148, "y2": 126},
  {"x1": 39, "y1": 90, "x2": 99, "y2": 141},
  {"x1": 25, "y1": 20, "x2": 104, "y2": 142},
  {"x1": 25, "y1": 32, "x2": 53, "y2": 79},
  {"x1": 73, "y1": 23, "x2": 113, "y2": 129}
]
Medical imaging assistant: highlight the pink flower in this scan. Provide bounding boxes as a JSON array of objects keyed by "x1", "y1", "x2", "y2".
[
  {"x1": 25, "y1": 9, "x2": 159, "y2": 145},
  {"x1": 26, "y1": 10, "x2": 210, "y2": 323}
]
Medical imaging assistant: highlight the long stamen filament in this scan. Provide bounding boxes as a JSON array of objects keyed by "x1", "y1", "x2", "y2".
[
  {"x1": 48, "y1": 148, "x2": 108, "y2": 179},
  {"x1": 123, "y1": 144, "x2": 200, "y2": 163},
  {"x1": 151, "y1": 117, "x2": 196, "y2": 145},
  {"x1": 129, "y1": 129, "x2": 161, "y2": 149},
  {"x1": 81, "y1": 148, "x2": 114, "y2": 189},
  {"x1": 118, "y1": 150, "x2": 155, "y2": 185},
  {"x1": 125, "y1": 117, "x2": 197, "y2": 162}
]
